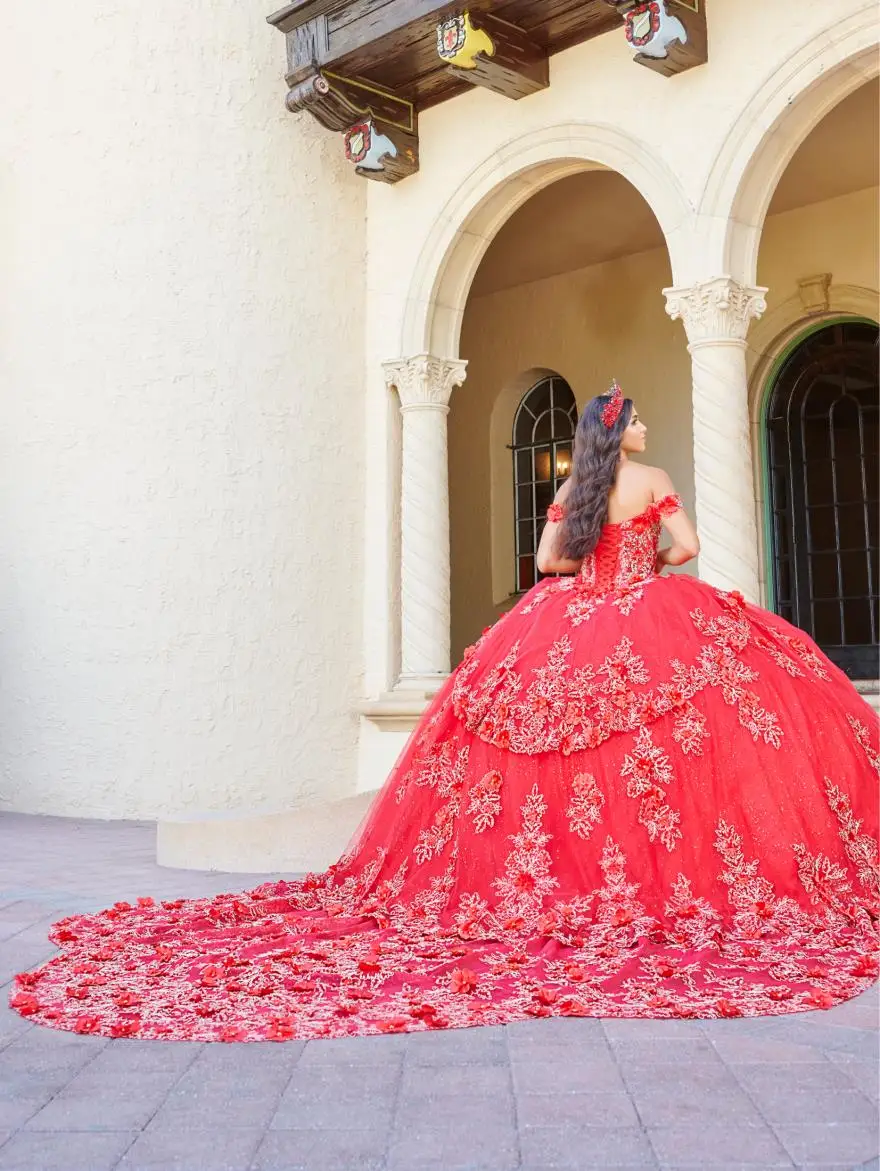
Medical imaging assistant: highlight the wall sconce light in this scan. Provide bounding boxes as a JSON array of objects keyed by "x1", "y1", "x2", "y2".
[{"x1": 555, "y1": 454, "x2": 571, "y2": 477}]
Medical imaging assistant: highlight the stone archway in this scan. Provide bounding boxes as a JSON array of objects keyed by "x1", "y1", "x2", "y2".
[
  {"x1": 697, "y1": 4, "x2": 878, "y2": 286},
  {"x1": 401, "y1": 122, "x2": 692, "y2": 360}
]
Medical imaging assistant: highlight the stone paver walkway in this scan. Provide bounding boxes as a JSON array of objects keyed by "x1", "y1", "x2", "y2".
[{"x1": 0, "y1": 812, "x2": 877, "y2": 1171}]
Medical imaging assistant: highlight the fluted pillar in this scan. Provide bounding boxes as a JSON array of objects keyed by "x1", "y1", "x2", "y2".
[
  {"x1": 663, "y1": 277, "x2": 768, "y2": 602},
  {"x1": 383, "y1": 354, "x2": 468, "y2": 689}
]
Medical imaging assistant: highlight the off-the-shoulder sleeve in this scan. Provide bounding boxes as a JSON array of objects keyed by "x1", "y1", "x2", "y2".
[
  {"x1": 546, "y1": 503, "x2": 565, "y2": 524},
  {"x1": 655, "y1": 492, "x2": 685, "y2": 518}
]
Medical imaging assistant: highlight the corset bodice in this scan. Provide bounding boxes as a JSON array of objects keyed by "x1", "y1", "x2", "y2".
[{"x1": 577, "y1": 493, "x2": 684, "y2": 597}]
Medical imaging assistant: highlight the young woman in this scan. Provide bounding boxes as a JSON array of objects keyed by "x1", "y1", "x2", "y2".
[{"x1": 11, "y1": 383, "x2": 879, "y2": 1041}]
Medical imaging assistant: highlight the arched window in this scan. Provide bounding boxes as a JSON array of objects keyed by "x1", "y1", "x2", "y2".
[
  {"x1": 766, "y1": 320, "x2": 879, "y2": 678},
  {"x1": 512, "y1": 375, "x2": 577, "y2": 592}
]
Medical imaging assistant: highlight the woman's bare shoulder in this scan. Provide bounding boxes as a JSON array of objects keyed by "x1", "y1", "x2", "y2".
[{"x1": 639, "y1": 464, "x2": 677, "y2": 499}]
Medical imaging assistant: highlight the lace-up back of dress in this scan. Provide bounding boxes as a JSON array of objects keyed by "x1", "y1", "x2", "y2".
[{"x1": 578, "y1": 494, "x2": 684, "y2": 597}]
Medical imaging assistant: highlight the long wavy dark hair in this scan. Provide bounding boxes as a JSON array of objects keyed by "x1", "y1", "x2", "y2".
[{"x1": 558, "y1": 390, "x2": 633, "y2": 561}]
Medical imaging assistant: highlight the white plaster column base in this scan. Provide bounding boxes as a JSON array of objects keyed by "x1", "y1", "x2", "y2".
[
  {"x1": 664, "y1": 278, "x2": 767, "y2": 603},
  {"x1": 156, "y1": 791, "x2": 374, "y2": 874}
]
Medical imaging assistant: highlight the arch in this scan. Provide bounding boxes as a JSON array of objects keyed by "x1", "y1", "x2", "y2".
[
  {"x1": 401, "y1": 123, "x2": 693, "y2": 359},
  {"x1": 747, "y1": 287, "x2": 880, "y2": 604},
  {"x1": 698, "y1": 4, "x2": 878, "y2": 285},
  {"x1": 756, "y1": 319, "x2": 879, "y2": 677}
]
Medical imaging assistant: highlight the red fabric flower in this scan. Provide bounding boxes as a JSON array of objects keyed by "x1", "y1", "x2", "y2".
[
  {"x1": 110, "y1": 1018, "x2": 141, "y2": 1038},
  {"x1": 714, "y1": 999, "x2": 742, "y2": 1018},
  {"x1": 73, "y1": 1014, "x2": 101, "y2": 1034},
  {"x1": 266, "y1": 1018, "x2": 296, "y2": 1041},
  {"x1": 10, "y1": 991, "x2": 40, "y2": 1015},
  {"x1": 450, "y1": 968, "x2": 478, "y2": 994},
  {"x1": 113, "y1": 990, "x2": 140, "y2": 1008}
]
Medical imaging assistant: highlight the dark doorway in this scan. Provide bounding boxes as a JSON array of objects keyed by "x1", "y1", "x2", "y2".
[{"x1": 766, "y1": 320, "x2": 879, "y2": 678}]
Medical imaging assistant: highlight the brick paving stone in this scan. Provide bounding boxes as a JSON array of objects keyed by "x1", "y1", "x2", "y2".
[
  {"x1": 772, "y1": 1122, "x2": 880, "y2": 1166},
  {"x1": 270, "y1": 1086, "x2": 396, "y2": 1133},
  {"x1": 507, "y1": 1017, "x2": 606, "y2": 1043},
  {"x1": 254, "y1": 1129, "x2": 388, "y2": 1171},
  {"x1": 0, "y1": 1101, "x2": 51, "y2": 1132},
  {"x1": 0, "y1": 1009, "x2": 32, "y2": 1052},
  {"x1": 602, "y1": 1019, "x2": 706, "y2": 1041},
  {"x1": 405, "y1": 1024, "x2": 508, "y2": 1065},
  {"x1": 0, "y1": 1129, "x2": 137, "y2": 1171},
  {"x1": 399, "y1": 1061, "x2": 510, "y2": 1100},
  {"x1": 506, "y1": 1037, "x2": 616, "y2": 1069},
  {"x1": 148, "y1": 1084, "x2": 289, "y2": 1132},
  {"x1": 23, "y1": 1070, "x2": 183, "y2": 1132},
  {"x1": 607, "y1": 1036, "x2": 723, "y2": 1066},
  {"x1": 84, "y1": 1039, "x2": 204, "y2": 1077},
  {"x1": 297, "y1": 1033, "x2": 404, "y2": 1066},
  {"x1": 283, "y1": 1063, "x2": 400, "y2": 1102},
  {"x1": 829, "y1": 1059, "x2": 880, "y2": 1101},
  {"x1": 622, "y1": 1065, "x2": 763, "y2": 1128},
  {"x1": 646, "y1": 1122, "x2": 793, "y2": 1167},
  {"x1": 387, "y1": 1121, "x2": 520, "y2": 1170},
  {"x1": 519, "y1": 1124, "x2": 657, "y2": 1167},
  {"x1": 117, "y1": 1127, "x2": 265, "y2": 1171},
  {"x1": 730, "y1": 1060, "x2": 859, "y2": 1096},
  {"x1": 753, "y1": 1087, "x2": 878, "y2": 1126},
  {"x1": 516, "y1": 1091, "x2": 640, "y2": 1128},
  {"x1": 512, "y1": 1058, "x2": 626, "y2": 1095},
  {"x1": 749, "y1": 1018, "x2": 880, "y2": 1060},
  {"x1": 397, "y1": 1088, "x2": 514, "y2": 1132},
  {"x1": 707, "y1": 1036, "x2": 833, "y2": 1064},
  {"x1": 189, "y1": 1039, "x2": 304, "y2": 1072}
]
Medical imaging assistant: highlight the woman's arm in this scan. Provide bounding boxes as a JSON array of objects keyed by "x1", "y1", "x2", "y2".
[
  {"x1": 536, "y1": 480, "x2": 582, "y2": 575},
  {"x1": 653, "y1": 470, "x2": 700, "y2": 568}
]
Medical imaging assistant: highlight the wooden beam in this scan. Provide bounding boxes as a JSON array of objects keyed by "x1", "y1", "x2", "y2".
[
  {"x1": 267, "y1": 0, "x2": 348, "y2": 35},
  {"x1": 436, "y1": 11, "x2": 548, "y2": 100},
  {"x1": 285, "y1": 70, "x2": 416, "y2": 134},
  {"x1": 327, "y1": 0, "x2": 475, "y2": 60}
]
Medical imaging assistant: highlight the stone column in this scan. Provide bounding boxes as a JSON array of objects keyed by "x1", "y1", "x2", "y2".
[
  {"x1": 663, "y1": 277, "x2": 768, "y2": 602},
  {"x1": 383, "y1": 354, "x2": 468, "y2": 690}
]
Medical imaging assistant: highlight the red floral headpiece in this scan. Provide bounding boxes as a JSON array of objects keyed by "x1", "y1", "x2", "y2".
[{"x1": 601, "y1": 380, "x2": 625, "y2": 429}]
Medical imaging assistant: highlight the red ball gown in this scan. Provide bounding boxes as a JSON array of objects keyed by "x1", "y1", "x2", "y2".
[{"x1": 11, "y1": 494, "x2": 879, "y2": 1040}]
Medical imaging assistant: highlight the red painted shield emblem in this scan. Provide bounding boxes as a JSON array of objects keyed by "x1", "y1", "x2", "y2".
[
  {"x1": 626, "y1": 1, "x2": 661, "y2": 47},
  {"x1": 344, "y1": 120, "x2": 371, "y2": 165},
  {"x1": 437, "y1": 17, "x2": 466, "y2": 59}
]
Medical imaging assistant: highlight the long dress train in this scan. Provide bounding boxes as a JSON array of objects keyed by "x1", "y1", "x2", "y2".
[{"x1": 10, "y1": 494, "x2": 880, "y2": 1040}]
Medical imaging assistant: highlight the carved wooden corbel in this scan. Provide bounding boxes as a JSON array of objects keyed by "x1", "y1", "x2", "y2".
[
  {"x1": 606, "y1": 0, "x2": 707, "y2": 77},
  {"x1": 285, "y1": 70, "x2": 418, "y2": 184},
  {"x1": 285, "y1": 70, "x2": 415, "y2": 134},
  {"x1": 436, "y1": 11, "x2": 548, "y2": 100}
]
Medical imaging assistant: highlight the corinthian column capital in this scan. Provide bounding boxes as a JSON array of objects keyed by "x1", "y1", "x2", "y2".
[
  {"x1": 663, "y1": 277, "x2": 768, "y2": 347},
  {"x1": 383, "y1": 354, "x2": 468, "y2": 411}
]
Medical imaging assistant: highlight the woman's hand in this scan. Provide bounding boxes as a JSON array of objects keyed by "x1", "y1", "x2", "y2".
[{"x1": 654, "y1": 551, "x2": 666, "y2": 575}]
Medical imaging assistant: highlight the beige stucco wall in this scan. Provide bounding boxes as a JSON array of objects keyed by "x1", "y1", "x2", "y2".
[
  {"x1": 0, "y1": 1, "x2": 366, "y2": 821},
  {"x1": 756, "y1": 187, "x2": 879, "y2": 297},
  {"x1": 450, "y1": 186, "x2": 879, "y2": 660}
]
